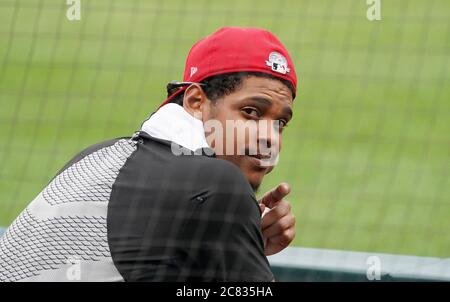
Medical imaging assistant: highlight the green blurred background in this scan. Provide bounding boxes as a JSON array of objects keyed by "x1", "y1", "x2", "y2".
[{"x1": 0, "y1": 0, "x2": 449, "y2": 257}]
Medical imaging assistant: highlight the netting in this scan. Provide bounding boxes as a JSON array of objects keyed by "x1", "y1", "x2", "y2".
[{"x1": 0, "y1": 0, "x2": 449, "y2": 261}]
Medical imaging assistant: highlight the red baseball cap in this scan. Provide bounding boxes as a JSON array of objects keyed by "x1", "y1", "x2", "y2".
[{"x1": 160, "y1": 26, "x2": 297, "y2": 107}]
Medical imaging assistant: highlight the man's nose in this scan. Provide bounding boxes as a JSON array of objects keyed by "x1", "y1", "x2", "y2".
[{"x1": 257, "y1": 120, "x2": 280, "y2": 154}]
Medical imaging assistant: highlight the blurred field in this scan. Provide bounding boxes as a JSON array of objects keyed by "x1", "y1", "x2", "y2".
[{"x1": 0, "y1": 0, "x2": 449, "y2": 257}]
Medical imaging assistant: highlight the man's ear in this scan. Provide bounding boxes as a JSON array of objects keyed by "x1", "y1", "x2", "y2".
[{"x1": 183, "y1": 84, "x2": 207, "y2": 120}]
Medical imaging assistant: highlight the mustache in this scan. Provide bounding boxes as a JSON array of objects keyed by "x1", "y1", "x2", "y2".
[
  {"x1": 244, "y1": 142, "x2": 279, "y2": 158},
  {"x1": 244, "y1": 149, "x2": 273, "y2": 159}
]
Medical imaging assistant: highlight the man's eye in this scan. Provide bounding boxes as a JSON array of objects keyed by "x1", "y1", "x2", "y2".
[
  {"x1": 278, "y1": 120, "x2": 288, "y2": 131},
  {"x1": 242, "y1": 107, "x2": 261, "y2": 118}
]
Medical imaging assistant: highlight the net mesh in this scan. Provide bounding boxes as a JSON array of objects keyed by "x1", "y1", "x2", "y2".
[{"x1": 0, "y1": 0, "x2": 449, "y2": 262}]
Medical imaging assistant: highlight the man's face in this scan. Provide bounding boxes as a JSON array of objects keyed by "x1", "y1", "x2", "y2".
[{"x1": 202, "y1": 76, "x2": 294, "y2": 191}]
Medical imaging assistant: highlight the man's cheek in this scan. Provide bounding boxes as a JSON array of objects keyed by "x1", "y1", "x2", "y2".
[{"x1": 204, "y1": 122, "x2": 223, "y2": 155}]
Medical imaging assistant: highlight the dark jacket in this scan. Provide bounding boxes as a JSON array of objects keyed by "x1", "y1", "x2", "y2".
[{"x1": 0, "y1": 131, "x2": 273, "y2": 282}]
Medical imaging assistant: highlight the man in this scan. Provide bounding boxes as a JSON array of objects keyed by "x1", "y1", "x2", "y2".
[{"x1": 0, "y1": 27, "x2": 296, "y2": 281}]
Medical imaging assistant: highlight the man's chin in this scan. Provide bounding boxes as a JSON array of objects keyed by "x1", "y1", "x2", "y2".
[
  {"x1": 264, "y1": 165, "x2": 274, "y2": 175},
  {"x1": 249, "y1": 181, "x2": 261, "y2": 193},
  {"x1": 245, "y1": 171, "x2": 265, "y2": 193}
]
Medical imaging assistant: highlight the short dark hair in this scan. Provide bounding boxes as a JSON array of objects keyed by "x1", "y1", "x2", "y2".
[{"x1": 168, "y1": 72, "x2": 295, "y2": 106}]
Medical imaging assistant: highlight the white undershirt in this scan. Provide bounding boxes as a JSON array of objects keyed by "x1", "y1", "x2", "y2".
[{"x1": 140, "y1": 103, "x2": 210, "y2": 152}]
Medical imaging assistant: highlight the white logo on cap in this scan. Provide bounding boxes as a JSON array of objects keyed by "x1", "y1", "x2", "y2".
[
  {"x1": 190, "y1": 67, "x2": 198, "y2": 77},
  {"x1": 265, "y1": 52, "x2": 290, "y2": 75}
]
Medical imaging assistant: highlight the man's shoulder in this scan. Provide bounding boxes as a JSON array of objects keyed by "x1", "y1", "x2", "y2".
[
  {"x1": 52, "y1": 137, "x2": 132, "y2": 179},
  {"x1": 135, "y1": 134, "x2": 254, "y2": 195},
  {"x1": 199, "y1": 158, "x2": 253, "y2": 191},
  {"x1": 190, "y1": 155, "x2": 246, "y2": 179},
  {"x1": 115, "y1": 136, "x2": 258, "y2": 211}
]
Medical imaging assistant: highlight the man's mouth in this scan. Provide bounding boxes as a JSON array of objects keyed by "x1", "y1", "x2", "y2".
[
  {"x1": 249, "y1": 153, "x2": 271, "y2": 160},
  {"x1": 245, "y1": 150, "x2": 277, "y2": 168},
  {"x1": 245, "y1": 149, "x2": 272, "y2": 159}
]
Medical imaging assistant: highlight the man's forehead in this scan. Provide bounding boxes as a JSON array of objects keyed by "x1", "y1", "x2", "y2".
[
  {"x1": 237, "y1": 76, "x2": 294, "y2": 105},
  {"x1": 241, "y1": 77, "x2": 292, "y2": 98}
]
